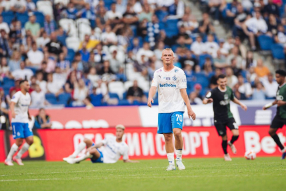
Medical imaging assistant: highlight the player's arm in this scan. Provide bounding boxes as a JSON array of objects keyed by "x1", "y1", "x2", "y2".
[
  {"x1": 122, "y1": 147, "x2": 139, "y2": 163},
  {"x1": 123, "y1": 159, "x2": 139, "y2": 163},
  {"x1": 263, "y1": 100, "x2": 278, "y2": 110},
  {"x1": 232, "y1": 97, "x2": 247, "y2": 111},
  {"x1": 89, "y1": 142, "x2": 104, "y2": 149},
  {"x1": 28, "y1": 111, "x2": 31, "y2": 120},
  {"x1": 148, "y1": 86, "x2": 157, "y2": 107},
  {"x1": 10, "y1": 102, "x2": 16, "y2": 119},
  {"x1": 203, "y1": 91, "x2": 213, "y2": 104},
  {"x1": 180, "y1": 88, "x2": 196, "y2": 120}
]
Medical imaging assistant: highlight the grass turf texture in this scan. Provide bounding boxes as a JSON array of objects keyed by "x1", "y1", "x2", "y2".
[{"x1": 0, "y1": 157, "x2": 285, "y2": 191}]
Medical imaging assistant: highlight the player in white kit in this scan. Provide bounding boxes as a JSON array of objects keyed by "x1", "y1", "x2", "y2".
[
  {"x1": 63, "y1": 125, "x2": 138, "y2": 164},
  {"x1": 5, "y1": 80, "x2": 33, "y2": 166},
  {"x1": 148, "y1": 48, "x2": 196, "y2": 171}
]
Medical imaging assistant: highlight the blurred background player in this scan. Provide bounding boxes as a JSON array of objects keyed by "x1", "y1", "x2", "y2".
[
  {"x1": 63, "y1": 124, "x2": 138, "y2": 164},
  {"x1": 148, "y1": 48, "x2": 196, "y2": 171},
  {"x1": 203, "y1": 74, "x2": 247, "y2": 161},
  {"x1": 263, "y1": 70, "x2": 286, "y2": 159},
  {"x1": 5, "y1": 80, "x2": 33, "y2": 166}
]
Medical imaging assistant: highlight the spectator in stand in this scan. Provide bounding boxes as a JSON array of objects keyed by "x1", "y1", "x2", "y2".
[
  {"x1": 252, "y1": 81, "x2": 266, "y2": 100},
  {"x1": 242, "y1": 50, "x2": 256, "y2": 70},
  {"x1": 0, "y1": 57, "x2": 10, "y2": 78},
  {"x1": 267, "y1": 14, "x2": 279, "y2": 37},
  {"x1": 232, "y1": 3, "x2": 251, "y2": 38},
  {"x1": 27, "y1": 42, "x2": 44, "y2": 68},
  {"x1": 203, "y1": 58, "x2": 214, "y2": 78},
  {"x1": 189, "y1": 84, "x2": 203, "y2": 105},
  {"x1": 95, "y1": 6, "x2": 108, "y2": 31},
  {"x1": 242, "y1": 10, "x2": 268, "y2": 50},
  {"x1": 106, "y1": 3, "x2": 123, "y2": 26},
  {"x1": 37, "y1": 31, "x2": 50, "y2": 49},
  {"x1": 45, "y1": 32, "x2": 66, "y2": 58},
  {"x1": 0, "y1": 29, "x2": 11, "y2": 58},
  {"x1": 0, "y1": 16, "x2": 9, "y2": 34},
  {"x1": 262, "y1": 73, "x2": 278, "y2": 99},
  {"x1": 226, "y1": 46, "x2": 243, "y2": 69},
  {"x1": 73, "y1": 79, "x2": 92, "y2": 107},
  {"x1": 214, "y1": 49, "x2": 228, "y2": 68},
  {"x1": 167, "y1": 0, "x2": 185, "y2": 19},
  {"x1": 109, "y1": 49, "x2": 123, "y2": 73},
  {"x1": 208, "y1": 0, "x2": 223, "y2": 25},
  {"x1": 230, "y1": 58, "x2": 242, "y2": 76},
  {"x1": 137, "y1": 19, "x2": 148, "y2": 39},
  {"x1": 47, "y1": 73, "x2": 63, "y2": 97},
  {"x1": 10, "y1": 0, "x2": 26, "y2": 13},
  {"x1": 191, "y1": 35, "x2": 206, "y2": 56},
  {"x1": 122, "y1": 3, "x2": 139, "y2": 29},
  {"x1": 65, "y1": 70, "x2": 78, "y2": 94},
  {"x1": 233, "y1": 74, "x2": 252, "y2": 100},
  {"x1": 129, "y1": 0, "x2": 142, "y2": 14},
  {"x1": 31, "y1": 85, "x2": 49, "y2": 108},
  {"x1": 116, "y1": 0, "x2": 126, "y2": 15},
  {"x1": 8, "y1": 51, "x2": 21, "y2": 72},
  {"x1": 136, "y1": 42, "x2": 154, "y2": 64},
  {"x1": 78, "y1": 34, "x2": 100, "y2": 51},
  {"x1": 0, "y1": 88, "x2": 9, "y2": 129},
  {"x1": 26, "y1": 0, "x2": 36, "y2": 12},
  {"x1": 226, "y1": 67, "x2": 238, "y2": 88},
  {"x1": 0, "y1": 0, "x2": 12, "y2": 12},
  {"x1": 101, "y1": 25, "x2": 118, "y2": 46},
  {"x1": 98, "y1": 60, "x2": 116, "y2": 82},
  {"x1": 87, "y1": 67, "x2": 100, "y2": 87},
  {"x1": 78, "y1": 3, "x2": 96, "y2": 27},
  {"x1": 44, "y1": 15, "x2": 57, "y2": 36},
  {"x1": 263, "y1": 0, "x2": 280, "y2": 18},
  {"x1": 11, "y1": 61, "x2": 33, "y2": 81},
  {"x1": 53, "y1": 66, "x2": 67, "y2": 89},
  {"x1": 78, "y1": 42, "x2": 90, "y2": 63},
  {"x1": 138, "y1": 4, "x2": 153, "y2": 22},
  {"x1": 199, "y1": 13, "x2": 215, "y2": 35},
  {"x1": 57, "y1": 53, "x2": 70, "y2": 73},
  {"x1": 62, "y1": 2, "x2": 79, "y2": 19},
  {"x1": 37, "y1": 61, "x2": 48, "y2": 81},
  {"x1": 126, "y1": 80, "x2": 147, "y2": 103},
  {"x1": 74, "y1": 51, "x2": 88, "y2": 73},
  {"x1": 225, "y1": 0, "x2": 239, "y2": 25},
  {"x1": 254, "y1": 59, "x2": 270, "y2": 78},
  {"x1": 25, "y1": 15, "x2": 40, "y2": 38},
  {"x1": 178, "y1": 14, "x2": 198, "y2": 35},
  {"x1": 179, "y1": 50, "x2": 197, "y2": 69},
  {"x1": 204, "y1": 34, "x2": 219, "y2": 58},
  {"x1": 209, "y1": 68, "x2": 222, "y2": 89},
  {"x1": 275, "y1": 24, "x2": 286, "y2": 46},
  {"x1": 36, "y1": 71, "x2": 47, "y2": 93},
  {"x1": 33, "y1": 108, "x2": 52, "y2": 129},
  {"x1": 234, "y1": 36, "x2": 247, "y2": 58}
]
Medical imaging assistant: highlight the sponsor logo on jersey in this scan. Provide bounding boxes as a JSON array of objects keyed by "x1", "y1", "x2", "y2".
[
  {"x1": 21, "y1": 104, "x2": 30, "y2": 107},
  {"x1": 159, "y1": 83, "x2": 177, "y2": 87},
  {"x1": 172, "y1": 76, "x2": 177, "y2": 81},
  {"x1": 220, "y1": 100, "x2": 230, "y2": 105},
  {"x1": 224, "y1": 94, "x2": 228, "y2": 100},
  {"x1": 166, "y1": 77, "x2": 170, "y2": 80},
  {"x1": 277, "y1": 95, "x2": 283, "y2": 100}
]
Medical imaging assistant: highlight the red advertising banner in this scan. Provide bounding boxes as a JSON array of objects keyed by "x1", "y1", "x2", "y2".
[
  {"x1": 29, "y1": 106, "x2": 142, "y2": 128},
  {"x1": 1, "y1": 126, "x2": 285, "y2": 162}
]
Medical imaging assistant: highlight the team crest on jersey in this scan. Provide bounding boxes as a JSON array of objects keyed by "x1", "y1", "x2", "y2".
[
  {"x1": 224, "y1": 94, "x2": 228, "y2": 100},
  {"x1": 172, "y1": 76, "x2": 177, "y2": 81},
  {"x1": 174, "y1": 69, "x2": 178, "y2": 73}
]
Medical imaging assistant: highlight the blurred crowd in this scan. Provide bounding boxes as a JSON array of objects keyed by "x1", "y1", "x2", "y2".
[{"x1": 0, "y1": 0, "x2": 280, "y2": 118}]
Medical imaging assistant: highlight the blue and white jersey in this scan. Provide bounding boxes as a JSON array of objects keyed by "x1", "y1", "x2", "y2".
[
  {"x1": 151, "y1": 66, "x2": 187, "y2": 113},
  {"x1": 11, "y1": 91, "x2": 31, "y2": 123},
  {"x1": 100, "y1": 136, "x2": 129, "y2": 164}
]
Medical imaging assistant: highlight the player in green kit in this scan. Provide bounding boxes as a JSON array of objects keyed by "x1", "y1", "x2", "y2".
[
  {"x1": 263, "y1": 70, "x2": 286, "y2": 159},
  {"x1": 203, "y1": 74, "x2": 247, "y2": 161}
]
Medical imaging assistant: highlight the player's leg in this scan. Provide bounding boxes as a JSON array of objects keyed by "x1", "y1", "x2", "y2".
[
  {"x1": 214, "y1": 121, "x2": 231, "y2": 161},
  {"x1": 227, "y1": 119, "x2": 239, "y2": 154},
  {"x1": 64, "y1": 138, "x2": 93, "y2": 160},
  {"x1": 164, "y1": 133, "x2": 175, "y2": 170},
  {"x1": 66, "y1": 148, "x2": 101, "y2": 164},
  {"x1": 269, "y1": 116, "x2": 286, "y2": 159}
]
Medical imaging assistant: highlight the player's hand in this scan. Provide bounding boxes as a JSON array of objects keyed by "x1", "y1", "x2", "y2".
[
  {"x1": 262, "y1": 106, "x2": 267, "y2": 110},
  {"x1": 241, "y1": 104, "x2": 247, "y2": 111},
  {"x1": 277, "y1": 100, "x2": 286, "y2": 107},
  {"x1": 147, "y1": 98, "x2": 153, "y2": 107},
  {"x1": 188, "y1": 108, "x2": 196, "y2": 120},
  {"x1": 11, "y1": 111, "x2": 16, "y2": 119},
  {"x1": 206, "y1": 98, "x2": 213, "y2": 103}
]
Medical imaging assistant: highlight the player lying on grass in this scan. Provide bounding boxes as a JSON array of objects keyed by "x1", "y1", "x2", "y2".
[
  {"x1": 148, "y1": 48, "x2": 196, "y2": 171},
  {"x1": 63, "y1": 125, "x2": 138, "y2": 164},
  {"x1": 5, "y1": 80, "x2": 33, "y2": 166},
  {"x1": 203, "y1": 74, "x2": 247, "y2": 161},
  {"x1": 263, "y1": 70, "x2": 286, "y2": 159}
]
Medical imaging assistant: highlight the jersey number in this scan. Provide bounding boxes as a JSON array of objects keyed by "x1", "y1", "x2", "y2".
[{"x1": 176, "y1": 114, "x2": 183, "y2": 122}]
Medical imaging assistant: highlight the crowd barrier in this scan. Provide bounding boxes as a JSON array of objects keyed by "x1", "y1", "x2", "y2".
[{"x1": 0, "y1": 126, "x2": 285, "y2": 162}]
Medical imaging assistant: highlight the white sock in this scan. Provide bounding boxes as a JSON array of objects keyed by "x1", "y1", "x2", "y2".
[
  {"x1": 6, "y1": 144, "x2": 18, "y2": 161},
  {"x1": 167, "y1": 153, "x2": 174, "y2": 165},
  {"x1": 74, "y1": 152, "x2": 92, "y2": 163},
  {"x1": 71, "y1": 142, "x2": 86, "y2": 157},
  {"x1": 16, "y1": 143, "x2": 30, "y2": 159},
  {"x1": 176, "y1": 149, "x2": 182, "y2": 161}
]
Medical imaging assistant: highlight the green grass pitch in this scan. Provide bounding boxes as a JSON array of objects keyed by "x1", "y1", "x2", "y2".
[{"x1": 0, "y1": 157, "x2": 285, "y2": 191}]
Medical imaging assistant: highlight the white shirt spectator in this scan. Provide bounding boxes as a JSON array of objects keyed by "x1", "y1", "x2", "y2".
[
  {"x1": 105, "y1": 10, "x2": 122, "y2": 20},
  {"x1": 222, "y1": 41, "x2": 234, "y2": 54},
  {"x1": 238, "y1": 82, "x2": 252, "y2": 96},
  {"x1": 10, "y1": 0, "x2": 26, "y2": 9},
  {"x1": 73, "y1": 86, "x2": 88, "y2": 106},
  {"x1": 27, "y1": 49, "x2": 44, "y2": 66},
  {"x1": 53, "y1": 73, "x2": 66, "y2": 88},
  {"x1": 37, "y1": 37, "x2": 50, "y2": 48},
  {"x1": 133, "y1": 2, "x2": 142, "y2": 13},
  {"x1": 262, "y1": 79, "x2": 278, "y2": 98},
  {"x1": 101, "y1": 32, "x2": 118, "y2": 44},
  {"x1": 31, "y1": 91, "x2": 45, "y2": 107},
  {"x1": 12, "y1": 68, "x2": 34, "y2": 81},
  {"x1": 47, "y1": 81, "x2": 62, "y2": 95},
  {"x1": 205, "y1": 41, "x2": 219, "y2": 58},
  {"x1": 277, "y1": 32, "x2": 286, "y2": 46},
  {"x1": 37, "y1": 80, "x2": 47, "y2": 93},
  {"x1": 1, "y1": 0, "x2": 13, "y2": 11},
  {"x1": 136, "y1": 48, "x2": 154, "y2": 64},
  {"x1": 245, "y1": 16, "x2": 268, "y2": 34},
  {"x1": 0, "y1": 21, "x2": 10, "y2": 34},
  {"x1": 227, "y1": 75, "x2": 238, "y2": 89},
  {"x1": 191, "y1": 41, "x2": 206, "y2": 55}
]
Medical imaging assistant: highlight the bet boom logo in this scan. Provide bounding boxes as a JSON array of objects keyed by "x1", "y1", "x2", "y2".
[{"x1": 159, "y1": 83, "x2": 176, "y2": 88}]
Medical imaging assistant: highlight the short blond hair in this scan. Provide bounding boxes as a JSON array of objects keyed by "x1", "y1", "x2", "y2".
[
  {"x1": 116, "y1": 124, "x2": 125, "y2": 130},
  {"x1": 162, "y1": 48, "x2": 174, "y2": 55}
]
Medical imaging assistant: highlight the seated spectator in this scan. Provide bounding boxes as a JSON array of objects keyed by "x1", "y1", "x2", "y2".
[
  {"x1": 225, "y1": 0, "x2": 239, "y2": 24},
  {"x1": 230, "y1": 58, "x2": 242, "y2": 76},
  {"x1": 25, "y1": 15, "x2": 40, "y2": 38},
  {"x1": 226, "y1": 46, "x2": 243, "y2": 69},
  {"x1": 27, "y1": 42, "x2": 44, "y2": 68},
  {"x1": 106, "y1": 3, "x2": 123, "y2": 26},
  {"x1": 36, "y1": 61, "x2": 48, "y2": 81},
  {"x1": 86, "y1": 85, "x2": 103, "y2": 107},
  {"x1": 174, "y1": 35, "x2": 189, "y2": 56},
  {"x1": 36, "y1": 71, "x2": 47, "y2": 93},
  {"x1": 0, "y1": 89, "x2": 9, "y2": 129},
  {"x1": 122, "y1": 3, "x2": 139, "y2": 28},
  {"x1": 62, "y1": 2, "x2": 78, "y2": 20},
  {"x1": 37, "y1": 31, "x2": 50, "y2": 49},
  {"x1": 203, "y1": 58, "x2": 213, "y2": 78},
  {"x1": 74, "y1": 51, "x2": 88, "y2": 73},
  {"x1": 267, "y1": 14, "x2": 279, "y2": 37},
  {"x1": 226, "y1": 67, "x2": 238, "y2": 88},
  {"x1": 79, "y1": 34, "x2": 100, "y2": 52},
  {"x1": 198, "y1": 13, "x2": 215, "y2": 35},
  {"x1": 53, "y1": 66, "x2": 67, "y2": 88},
  {"x1": 167, "y1": 0, "x2": 185, "y2": 19},
  {"x1": 0, "y1": 57, "x2": 10, "y2": 78},
  {"x1": 126, "y1": 80, "x2": 147, "y2": 103},
  {"x1": 275, "y1": 24, "x2": 286, "y2": 46},
  {"x1": 214, "y1": 50, "x2": 228, "y2": 68},
  {"x1": 78, "y1": 3, "x2": 96, "y2": 27},
  {"x1": 8, "y1": 51, "x2": 21, "y2": 72},
  {"x1": 242, "y1": 10, "x2": 267, "y2": 50},
  {"x1": 209, "y1": 68, "x2": 222, "y2": 89},
  {"x1": 137, "y1": 19, "x2": 148, "y2": 39},
  {"x1": 234, "y1": 37, "x2": 247, "y2": 58},
  {"x1": 31, "y1": 84, "x2": 49, "y2": 108},
  {"x1": 73, "y1": 79, "x2": 92, "y2": 107},
  {"x1": 57, "y1": 53, "x2": 70, "y2": 73},
  {"x1": 87, "y1": 67, "x2": 100, "y2": 86},
  {"x1": 252, "y1": 81, "x2": 266, "y2": 100},
  {"x1": 178, "y1": 14, "x2": 198, "y2": 34},
  {"x1": 232, "y1": 3, "x2": 250, "y2": 37},
  {"x1": 242, "y1": 50, "x2": 256, "y2": 70},
  {"x1": 179, "y1": 50, "x2": 197, "y2": 69},
  {"x1": 191, "y1": 35, "x2": 206, "y2": 56},
  {"x1": 33, "y1": 108, "x2": 52, "y2": 129},
  {"x1": 26, "y1": 0, "x2": 36, "y2": 12},
  {"x1": 44, "y1": 15, "x2": 57, "y2": 36},
  {"x1": 93, "y1": 43, "x2": 107, "y2": 65},
  {"x1": 189, "y1": 84, "x2": 203, "y2": 105},
  {"x1": 101, "y1": 25, "x2": 118, "y2": 46},
  {"x1": 45, "y1": 32, "x2": 66, "y2": 58},
  {"x1": 0, "y1": 29, "x2": 11, "y2": 58},
  {"x1": 208, "y1": 0, "x2": 223, "y2": 24},
  {"x1": 254, "y1": 59, "x2": 270, "y2": 78},
  {"x1": 109, "y1": 49, "x2": 124, "y2": 73},
  {"x1": 263, "y1": 0, "x2": 280, "y2": 18},
  {"x1": 233, "y1": 74, "x2": 252, "y2": 100},
  {"x1": 139, "y1": 4, "x2": 153, "y2": 22},
  {"x1": 262, "y1": 73, "x2": 278, "y2": 99},
  {"x1": 0, "y1": 15, "x2": 9, "y2": 34},
  {"x1": 129, "y1": 0, "x2": 142, "y2": 14},
  {"x1": 98, "y1": 60, "x2": 116, "y2": 82},
  {"x1": 95, "y1": 6, "x2": 107, "y2": 31},
  {"x1": 116, "y1": 0, "x2": 126, "y2": 15},
  {"x1": 136, "y1": 42, "x2": 154, "y2": 64},
  {"x1": 10, "y1": 0, "x2": 26, "y2": 13},
  {"x1": 47, "y1": 73, "x2": 63, "y2": 96},
  {"x1": 184, "y1": 61, "x2": 195, "y2": 84},
  {"x1": 11, "y1": 61, "x2": 33, "y2": 81},
  {"x1": 64, "y1": 71, "x2": 78, "y2": 94},
  {"x1": 56, "y1": 26, "x2": 70, "y2": 46},
  {"x1": 204, "y1": 34, "x2": 219, "y2": 58}
]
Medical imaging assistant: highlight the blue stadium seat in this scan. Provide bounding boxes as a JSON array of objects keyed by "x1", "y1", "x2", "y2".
[
  {"x1": 57, "y1": 35, "x2": 67, "y2": 46},
  {"x1": 3, "y1": 77, "x2": 14, "y2": 88},
  {"x1": 258, "y1": 35, "x2": 273, "y2": 51},
  {"x1": 34, "y1": 11, "x2": 45, "y2": 27},
  {"x1": 122, "y1": 92, "x2": 127, "y2": 99},
  {"x1": 57, "y1": 93, "x2": 71, "y2": 105},
  {"x1": 198, "y1": 54, "x2": 212, "y2": 68},
  {"x1": 271, "y1": 44, "x2": 285, "y2": 60},
  {"x1": 16, "y1": 12, "x2": 29, "y2": 27},
  {"x1": 65, "y1": 48, "x2": 75, "y2": 63},
  {"x1": 165, "y1": 19, "x2": 179, "y2": 37},
  {"x1": 155, "y1": 10, "x2": 168, "y2": 22},
  {"x1": 45, "y1": 93, "x2": 58, "y2": 104},
  {"x1": 1, "y1": 11, "x2": 15, "y2": 25},
  {"x1": 118, "y1": 100, "x2": 131, "y2": 106},
  {"x1": 194, "y1": 73, "x2": 209, "y2": 89},
  {"x1": 109, "y1": 93, "x2": 119, "y2": 100}
]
